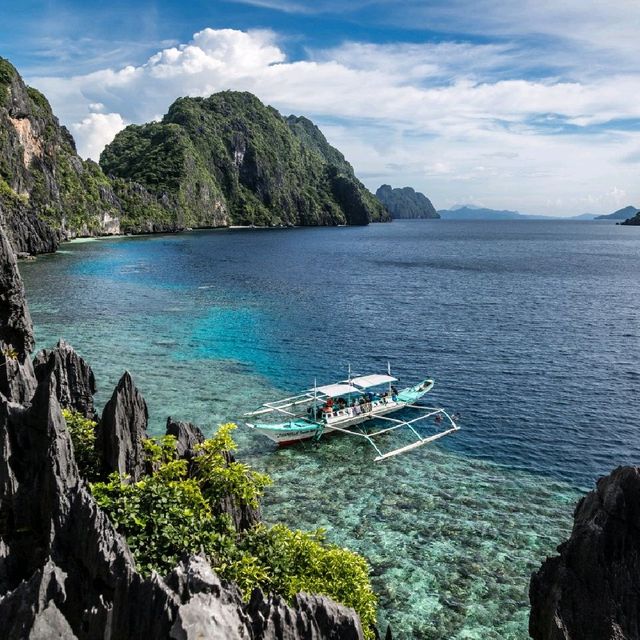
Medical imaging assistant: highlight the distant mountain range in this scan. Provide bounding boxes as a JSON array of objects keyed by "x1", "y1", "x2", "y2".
[
  {"x1": 438, "y1": 206, "x2": 551, "y2": 220},
  {"x1": 437, "y1": 204, "x2": 639, "y2": 221},
  {"x1": 593, "y1": 205, "x2": 638, "y2": 220}
]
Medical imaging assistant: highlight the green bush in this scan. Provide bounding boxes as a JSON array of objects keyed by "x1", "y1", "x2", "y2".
[
  {"x1": 91, "y1": 423, "x2": 377, "y2": 636},
  {"x1": 62, "y1": 409, "x2": 101, "y2": 481}
]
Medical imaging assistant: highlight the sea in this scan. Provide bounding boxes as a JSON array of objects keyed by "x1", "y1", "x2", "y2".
[{"x1": 20, "y1": 219, "x2": 640, "y2": 639}]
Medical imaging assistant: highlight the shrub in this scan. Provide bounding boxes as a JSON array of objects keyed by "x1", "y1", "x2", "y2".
[
  {"x1": 62, "y1": 409, "x2": 101, "y2": 481},
  {"x1": 91, "y1": 423, "x2": 377, "y2": 637}
]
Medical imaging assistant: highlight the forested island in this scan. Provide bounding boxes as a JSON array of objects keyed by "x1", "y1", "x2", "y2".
[
  {"x1": 375, "y1": 184, "x2": 439, "y2": 219},
  {"x1": 0, "y1": 56, "x2": 387, "y2": 257}
]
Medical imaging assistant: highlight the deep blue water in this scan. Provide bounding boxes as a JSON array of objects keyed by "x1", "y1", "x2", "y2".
[{"x1": 20, "y1": 220, "x2": 640, "y2": 638}]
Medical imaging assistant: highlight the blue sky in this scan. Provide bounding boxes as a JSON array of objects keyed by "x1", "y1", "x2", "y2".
[{"x1": 2, "y1": 0, "x2": 639, "y2": 215}]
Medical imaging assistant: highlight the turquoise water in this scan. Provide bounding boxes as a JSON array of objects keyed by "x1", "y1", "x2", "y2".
[{"x1": 20, "y1": 221, "x2": 640, "y2": 638}]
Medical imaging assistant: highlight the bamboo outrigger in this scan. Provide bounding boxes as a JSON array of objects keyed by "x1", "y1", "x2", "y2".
[{"x1": 244, "y1": 365, "x2": 460, "y2": 461}]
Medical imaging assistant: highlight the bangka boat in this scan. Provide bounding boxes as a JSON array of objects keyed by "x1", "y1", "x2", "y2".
[{"x1": 244, "y1": 367, "x2": 460, "y2": 461}]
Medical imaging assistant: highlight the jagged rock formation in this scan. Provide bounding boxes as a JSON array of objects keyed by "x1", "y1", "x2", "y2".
[
  {"x1": 101, "y1": 93, "x2": 389, "y2": 227},
  {"x1": 0, "y1": 217, "x2": 365, "y2": 639},
  {"x1": 529, "y1": 466, "x2": 640, "y2": 640},
  {"x1": 166, "y1": 417, "x2": 206, "y2": 460},
  {"x1": 33, "y1": 339, "x2": 97, "y2": 417},
  {"x1": 375, "y1": 185, "x2": 439, "y2": 219},
  {"x1": 98, "y1": 371, "x2": 148, "y2": 481},
  {"x1": 0, "y1": 212, "x2": 36, "y2": 403}
]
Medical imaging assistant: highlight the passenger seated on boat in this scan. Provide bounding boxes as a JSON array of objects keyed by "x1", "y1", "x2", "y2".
[{"x1": 391, "y1": 385, "x2": 398, "y2": 401}]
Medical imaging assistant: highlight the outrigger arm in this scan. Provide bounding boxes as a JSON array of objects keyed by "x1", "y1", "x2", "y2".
[{"x1": 316, "y1": 406, "x2": 459, "y2": 462}]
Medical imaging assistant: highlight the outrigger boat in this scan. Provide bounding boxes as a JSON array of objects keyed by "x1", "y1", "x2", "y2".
[{"x1": 244, "y1": 367, "x2": 459, "y2": 461}]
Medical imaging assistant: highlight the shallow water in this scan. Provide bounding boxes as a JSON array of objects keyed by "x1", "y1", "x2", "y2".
[{"x1": 20, "y1": 220, "x2": 640, "y2": 638}]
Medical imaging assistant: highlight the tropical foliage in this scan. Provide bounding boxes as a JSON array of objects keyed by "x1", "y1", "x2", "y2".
[
  {"x1": 63, "y1": 409, "x2": 101, "y2": 481},
  {"x1": 88, "y1": 423, "x2": 377, "y2": 636},
  {"x1": 101, "y1": 91, "x2": 389, "y2": 227}
]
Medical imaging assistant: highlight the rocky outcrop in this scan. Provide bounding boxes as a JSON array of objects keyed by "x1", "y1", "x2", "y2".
[
  {"x1": 0, "y1": 213, "x2": 36, "y2": 403},
  {"x1": 98, "y1": 371, "x2": 148, "y2": 481},
  {"x1": 529, "y1": 466, "x2": 640, "y2": 640},
  {"x1": 2, "y1": 200, "x2": 59, "y2": 255},
  {"x1": 375, "y1": 185, "x2": 439, "y2": 219},
  {"x1": 0, "y1": 213, "x2": 366, "y2": 639},
  {"x1": 33, "y1": 339, "x2": 97, "y2": 418},
  {"x1": 167, "y1": 555, "x2": 364, "y2": 640},
  {"x1": 164, "y1": 417, "x2": 260, "y2": 532},
  {"x1": 166, "y1": 417, "x2": 205, "y2": 460}
]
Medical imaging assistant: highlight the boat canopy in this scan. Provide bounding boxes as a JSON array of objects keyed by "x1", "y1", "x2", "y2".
[
  {"x1": 350, "y1": 374, "x2": 397, "y2": 389},
  {"x1": 315, "y1": 383, "x2": 360, "y2": 397}
]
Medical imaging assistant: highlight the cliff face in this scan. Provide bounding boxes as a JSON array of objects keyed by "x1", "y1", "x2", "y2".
[
  {"x1": 0, "y1": 57, "x2": 184, "y2": 254},
  {"x1": 0, "y1": 214, "x2": 366, "y2": 639},
  {"x1": 529, "y1": 466, "x2": 640, "y2": 640},
  {"x1": 101, "y1": 92, "x2": 389, "y2": 227},
  {"x1": 375, "y1": 185, "x2": 439, "y2": 219}
]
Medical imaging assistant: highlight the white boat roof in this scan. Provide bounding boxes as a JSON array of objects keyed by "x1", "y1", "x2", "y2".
[
  {"x1": 350, "y1": 374, "x2": 398, "y2": 389},
  {"x1": 315, "y1": 383, "x2": 360, "y2": 397}
]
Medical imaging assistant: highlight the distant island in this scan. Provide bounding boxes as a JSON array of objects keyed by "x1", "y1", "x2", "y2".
[
  {"x1": 594, "y1": 205, "x2": 638, "y2": 220},
  {"x1": 375, "y1": 185, "x2": 439, "y2": 219}
]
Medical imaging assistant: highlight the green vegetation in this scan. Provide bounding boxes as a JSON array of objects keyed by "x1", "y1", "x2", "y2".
[
  {"x1": 63, "y1": 409, "x2": 101, "y2": 481},
  {"x1": 1, "y1": 56, "x2": 387, "y2": 246},
  {"x1": 0, "y1": 57, "x2": 17, "y2": 104},
  {"x1": 87, "y1": 423, "x2": 376, "y2": 636},
  {"x1": 101, "y1": 91, "x2": 389, "y2": 227}
]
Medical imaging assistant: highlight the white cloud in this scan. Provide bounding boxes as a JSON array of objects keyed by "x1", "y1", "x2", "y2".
[
  {"x1": 71, "y1": 113, "x2": 126, "y2": 160},
  {"x1": 29, "y1": 25, "x2": 640, "y2": 215}
]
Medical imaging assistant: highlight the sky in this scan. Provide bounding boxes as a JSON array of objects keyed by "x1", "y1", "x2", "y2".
[{"x1": 2, "y1": 0, "x2": 639, "y2": 215}]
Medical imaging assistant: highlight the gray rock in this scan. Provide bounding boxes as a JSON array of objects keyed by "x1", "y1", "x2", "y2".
[
  {"x1": 34, "y1": 339, "x2": 97, "y2": 418},
  {"x1": 247, "y1": 589, "x2": 364, "y2": 640},
  {"x1": 98, "y1": 371, "x2": 148, "y2": 481},
  {"x1": 0, "y1": 213, "x2": 37, "y2": 403},
  {"x1": 529, "y1": 466, "x2": 640, "y2": 640},
  {"x1": 165, "y1": 417, "x2": 205, "y2": 460}
]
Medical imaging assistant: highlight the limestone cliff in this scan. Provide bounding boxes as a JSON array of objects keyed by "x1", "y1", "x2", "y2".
[
  {"x1": 1, "y1": 57, "x2": 389, "y2": 255},
  {"x1": 0, "y1": 57, "x2": 182, "y2": 253},
  {"x1": 529, "y1": 466, "x2": 640, "y2": 640}
]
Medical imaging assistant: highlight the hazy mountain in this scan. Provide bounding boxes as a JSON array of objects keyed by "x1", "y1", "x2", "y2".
[
  {"x1": 438, "y1": 206, "x2": 550, "y2": 220},
  {"x1": 594, "y1": 205, "x2": 639, "y2": 220}
]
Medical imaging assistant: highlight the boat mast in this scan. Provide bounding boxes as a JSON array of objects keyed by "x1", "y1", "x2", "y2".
[{"x1": 388, "y1": 360, "x2": 392, "y2": 395}]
